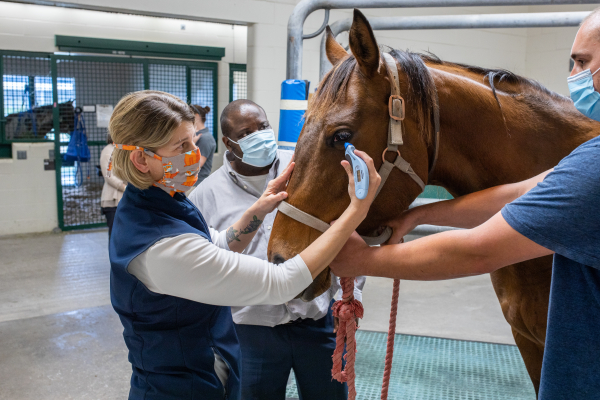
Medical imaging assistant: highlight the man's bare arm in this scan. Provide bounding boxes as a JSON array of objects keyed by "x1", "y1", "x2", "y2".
[
  {"x1": 385, "y1": 169, "x2": 552, "y2": 244},
  {"x1": 331, "y1": 212, "x2": 554, "y2": 280}
]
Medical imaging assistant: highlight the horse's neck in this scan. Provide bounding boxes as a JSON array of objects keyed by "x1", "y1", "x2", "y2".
[{"x1": 429, "y1": 68, "x2": 600, "y2": 196}]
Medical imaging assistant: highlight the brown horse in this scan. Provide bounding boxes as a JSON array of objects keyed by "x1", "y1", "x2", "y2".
[
  {"x1": 268, "y1": 9, "x2": 600, "y2": 396},
  {"x1": 4, "y1": 101, "x2": 75, "y2": 139}
]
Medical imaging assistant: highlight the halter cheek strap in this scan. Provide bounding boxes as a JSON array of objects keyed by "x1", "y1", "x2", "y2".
[
  {"x1": 379, "y1": 52, "x2": 425, "y2": 193},
  {"x1": 276, "y1": 52, "x2": 440, "y2": 246},
  {"x1": 278, "y1": 201, "x2": 393, "y2": 246}
]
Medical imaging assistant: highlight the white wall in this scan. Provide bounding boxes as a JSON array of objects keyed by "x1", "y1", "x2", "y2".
[
  {"x1": 0, "y1": 0, "x2": 596, "y2": 234},
  {"x1": 524, "y1": 4, "x2": 598, "y2": 96},
  {"x1": 525, "y1": 25, "x2": 579, "y2": 96},
  {"x1": 0, "y1": 2, "x2": 247, "y2": 62},
  {"x1": 0, "y1": 143, "x2": 57, "y2": 235}
]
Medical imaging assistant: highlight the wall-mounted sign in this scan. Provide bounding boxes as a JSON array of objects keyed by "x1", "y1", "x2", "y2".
[{"x1": 96, "y1": 104, "x2": 114, "y2": 128}]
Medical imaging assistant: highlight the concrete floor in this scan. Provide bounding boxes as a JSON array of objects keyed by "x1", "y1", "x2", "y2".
[{"x1": 0, "y1": 229, "x2": 515, "y2": 399}]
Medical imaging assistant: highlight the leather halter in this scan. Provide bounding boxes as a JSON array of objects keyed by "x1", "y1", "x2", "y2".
[{"x1": 277, "y1": 52, "x2": 441, "y2": 246}]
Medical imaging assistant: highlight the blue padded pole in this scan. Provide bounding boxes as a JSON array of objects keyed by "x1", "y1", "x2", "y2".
[{"x1": 278, "y1": 79, "x2": 309, "y2": 149}]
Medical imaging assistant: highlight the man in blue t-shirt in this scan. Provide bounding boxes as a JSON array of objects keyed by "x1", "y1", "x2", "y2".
[{"x1": 330, "y1": 9, "x2": 600, "y2": 399}]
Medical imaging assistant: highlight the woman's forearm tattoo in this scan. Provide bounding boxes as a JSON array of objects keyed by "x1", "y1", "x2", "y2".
[
  {"x1": 226, "y1": 216, "x2": 263, "y2": 244},
  {"x1": 226, "y1": 227, "x2": 240, "y2": 243},
  {"x1": 240, "y1": 215, "x2": 262, "y2": 235}
]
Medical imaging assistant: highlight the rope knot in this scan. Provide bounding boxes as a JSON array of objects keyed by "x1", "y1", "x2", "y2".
[{"x1": 332, "y1": 299, "x2": 364, "y2": 320}]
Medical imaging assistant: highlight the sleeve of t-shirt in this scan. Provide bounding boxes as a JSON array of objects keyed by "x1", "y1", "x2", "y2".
[{"x1": 501, "y1": 137, "x2": 600, "y2": 269}]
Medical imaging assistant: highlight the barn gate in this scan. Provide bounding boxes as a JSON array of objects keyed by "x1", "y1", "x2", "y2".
[{"x1": 1, "y1": 51, "x2": 218, "y2": 230}]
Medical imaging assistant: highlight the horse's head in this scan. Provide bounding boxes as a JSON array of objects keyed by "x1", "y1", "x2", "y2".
[
  {"x1": 33, "y1": 101, "x2": 75, "y2": 135},
  {"x1": 268, "y1": 9, "x2": 438, "y2": 301}
]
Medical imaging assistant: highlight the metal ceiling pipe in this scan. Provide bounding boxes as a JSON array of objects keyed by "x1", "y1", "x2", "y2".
[
  {"x1": 319, "y1": 11, "x2": 590, "y2": 79},
  {"x1": 287, "y1": 0, "x2": 599, "y2": 79}
]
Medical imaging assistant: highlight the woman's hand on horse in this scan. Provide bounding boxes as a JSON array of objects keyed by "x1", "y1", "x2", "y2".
[
  {"x1": 340, "y1": 150, "x2": 381, "y2": 218},
  {"x1": 256, "y1": 161, "x2": 295, "y2": 214}
]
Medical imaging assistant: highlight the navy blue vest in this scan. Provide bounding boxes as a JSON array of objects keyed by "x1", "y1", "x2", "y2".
[{"x1": 110, "y1": 185, "x2": 241, "y2": 400}]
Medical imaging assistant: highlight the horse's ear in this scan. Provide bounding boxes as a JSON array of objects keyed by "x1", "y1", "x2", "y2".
[
  {"x1": 349, "y1": 9, "x2": 380, "y2": 78},
  {"x1": 326, "y1": 26, "x2": 348, "y2": 65}
]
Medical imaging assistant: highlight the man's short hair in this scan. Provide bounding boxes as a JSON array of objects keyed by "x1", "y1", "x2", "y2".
[
  {"x1": 582, "y1": 6, "x2": 600, "y2": 29},
  {"x1": 220, "y1": 99, "x2": 265, "y2": 138}
]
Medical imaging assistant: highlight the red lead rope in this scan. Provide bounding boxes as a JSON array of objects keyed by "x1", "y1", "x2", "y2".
[
  {"x1": 331, "y1": 276, "x2": 401, "y2": 400},
  {"x1": 381, "y1": 278, "x2": 400, "y2": 400},
  {"x1": 331, "y1": 277, "x2": 364, "y2": 399}
]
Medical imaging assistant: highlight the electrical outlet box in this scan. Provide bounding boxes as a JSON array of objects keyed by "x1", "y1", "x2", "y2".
[
  {"x1": 44, "y1": 159, "x2": 55, "y2": 170},
  {"x1": 17, "y1": 151, "x2": 27, "y2": 160}
]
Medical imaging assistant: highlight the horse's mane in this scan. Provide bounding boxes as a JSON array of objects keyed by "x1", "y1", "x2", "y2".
[
  {"x1": 308, "y1": 48, "x2": 571, "y2": 143},
  {"x1": 421, "y1": 52, "x2": 569, "y2": 103}
]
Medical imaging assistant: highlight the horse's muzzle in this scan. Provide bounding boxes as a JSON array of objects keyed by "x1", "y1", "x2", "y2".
[{"x1": 271, "y1": 253, "x2": 286, "y2": 265}]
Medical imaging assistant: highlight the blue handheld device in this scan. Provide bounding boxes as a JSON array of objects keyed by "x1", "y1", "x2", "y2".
[{"x1": 344, "y1": 142, "x2": 369, "y2": 199}]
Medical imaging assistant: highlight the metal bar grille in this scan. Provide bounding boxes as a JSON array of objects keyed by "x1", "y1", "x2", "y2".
[
  {"x1": 2, "y1": 50, "x2": 219, "y2": 230},
  {"x1": 191, "y1": 68, "x2": 215, "y2": 141},
  {"x1": 2, "y1": 55, "x2": 53, "y2": 141},
  {"x1": 229, "y1": 63, "x2": 247, "y2": 102},
  {"x1": 149, "y1": 63, "x2": 187, "y2": 101},
  {"x1": 55, "y1": 58, "x2": 144, "y2": 228}
]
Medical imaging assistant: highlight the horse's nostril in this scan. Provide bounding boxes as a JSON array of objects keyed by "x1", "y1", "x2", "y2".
[{"x1": 272, "y1": 254, "x2": 286, "y2": 265}]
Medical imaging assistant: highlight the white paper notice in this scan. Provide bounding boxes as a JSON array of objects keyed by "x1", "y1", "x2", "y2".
[{"x1": 96, "y1": 104, "x2": 114, "y2": 128}]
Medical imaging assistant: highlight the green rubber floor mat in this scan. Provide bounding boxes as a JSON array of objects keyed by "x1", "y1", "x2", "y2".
[{"x1": 286, "y1": 330, "x2": 536, "y2": 399}]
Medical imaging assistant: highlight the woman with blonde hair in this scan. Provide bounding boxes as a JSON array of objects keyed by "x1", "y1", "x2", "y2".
[{"x1": 107, "y1": 90, "x2": 380, "y2": 400}]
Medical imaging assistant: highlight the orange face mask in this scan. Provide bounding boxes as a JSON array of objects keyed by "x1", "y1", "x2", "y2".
[{"x1": 112, "y1": 144, "x2": 201, "y2": 196}]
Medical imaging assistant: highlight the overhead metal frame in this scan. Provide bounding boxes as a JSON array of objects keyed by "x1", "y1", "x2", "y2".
[
  {"x1": 287, "y1": 0, "x2": 600, "y2": 80},
  {"x1": 319, "y1": 11, "x2": 590, "y2": 79}
]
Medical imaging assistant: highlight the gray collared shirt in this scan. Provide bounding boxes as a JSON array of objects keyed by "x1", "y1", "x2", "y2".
[{"x1": 188, "y1": 149, "x2": 365, "y2": 327}]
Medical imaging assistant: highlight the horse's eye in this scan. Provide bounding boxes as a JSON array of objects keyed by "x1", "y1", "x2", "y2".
[{"x1": 333, "y1": 131, "x2": 351, "y2": 142}]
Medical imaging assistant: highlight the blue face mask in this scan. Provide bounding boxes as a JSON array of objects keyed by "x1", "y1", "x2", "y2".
[
  {"x1": 568, "y1": 67, "x2": 600, "y2": 121},
  {"x1": 229, "y1": 128, "x2": 278, "y2": 167}
]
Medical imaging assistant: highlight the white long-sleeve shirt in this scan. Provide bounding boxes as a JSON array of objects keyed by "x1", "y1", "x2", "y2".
[{"x1": 127, "y1": 228, "x2": 313, "y2": 307}]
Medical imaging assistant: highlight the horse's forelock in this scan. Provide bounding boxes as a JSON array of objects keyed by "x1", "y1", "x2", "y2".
[{"x1": 306, "y1": 56, "x2": 357, "y2": 123}]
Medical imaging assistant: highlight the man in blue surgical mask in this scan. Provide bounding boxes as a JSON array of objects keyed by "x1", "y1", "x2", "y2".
[
  {"x1": 329, "y1": 9, "x2": 600, "y2": 400},
  {"x1": 569, "y1": 11, "x2": 600, "y2": 120},
  {"x1": 189, "y1": 99, "x2": 356, "y2": 400}
]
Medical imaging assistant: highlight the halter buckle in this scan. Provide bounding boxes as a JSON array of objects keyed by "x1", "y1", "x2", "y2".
[
  {"x1": 382, "y1": 147, "x2": 401, "y2": 164},
  {"x1": 388, "y1": 95, "x2": 405, "y2": 121}
]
